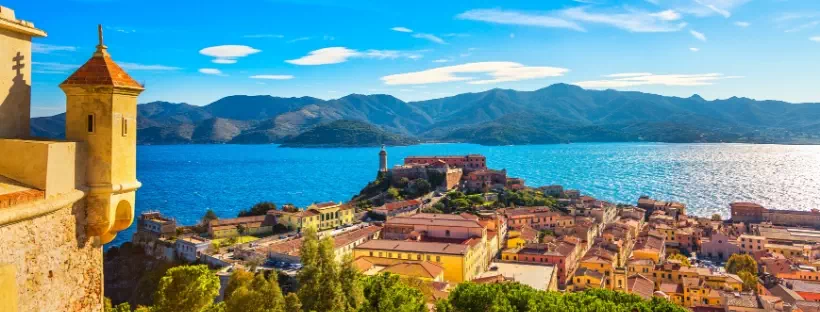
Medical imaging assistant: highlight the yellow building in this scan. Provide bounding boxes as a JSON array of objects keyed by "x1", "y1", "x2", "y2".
[
  {"x1": 0, "y1": 13, "x2": 141, "y2": 311},
  {"x1": 571, "y1": 267, "x2": 605, "y2": 290},
  {"x1": 207, "y1": 215, "x2": 274, "y2": 238},
  {"x1": 576, "y1": 247, "x2": 618, "y2": 289},
  {"x1": 353, "y1": 239, "x2": 483, "y2": 283},
  {"x1": 506, "y1": 225, "x2": 537, "y2": 249},
  {"x1": 272, "y1": 201, "x2": 354, "y2": 232}
]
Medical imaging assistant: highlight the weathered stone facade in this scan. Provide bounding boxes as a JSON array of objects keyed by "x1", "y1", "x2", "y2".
[{"x1": 0, "y1": 195, "x2": 103, "y2": 312}]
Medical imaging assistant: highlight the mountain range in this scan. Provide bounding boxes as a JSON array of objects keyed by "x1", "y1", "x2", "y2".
[{"x1": 30, "y1": 84, "x2": 820, "y2": 146}]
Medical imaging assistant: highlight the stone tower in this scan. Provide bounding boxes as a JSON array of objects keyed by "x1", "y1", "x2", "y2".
[
  {"x1": 60, "y1": 25, "x2": 144, "y2": 244},
  {"x1": 379, "y1": 144, "x2": 387, "y2": 173}
]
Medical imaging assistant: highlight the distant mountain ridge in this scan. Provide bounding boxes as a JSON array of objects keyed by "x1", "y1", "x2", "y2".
[{"x1": 30, "y1": 84, "x2": 820, "y2": 146}]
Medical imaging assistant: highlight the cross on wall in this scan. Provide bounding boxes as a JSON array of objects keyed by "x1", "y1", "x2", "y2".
[{"x1": 12, "y1": 52, "x2": 25, "y2": 78}]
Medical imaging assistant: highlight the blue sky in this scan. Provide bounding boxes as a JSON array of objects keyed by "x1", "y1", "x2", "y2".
[{"x1": 11, "y1": 0, "x2": 820, "y2": 116}]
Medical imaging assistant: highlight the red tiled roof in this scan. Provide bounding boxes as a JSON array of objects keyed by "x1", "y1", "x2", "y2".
[
  {"x1": 381, "y1": 261, "x2": 444, "y2": 279},
  {"x1": 61, "y1": 51, "x2": 143, "y2": 89},
  {"x1": 383, "y1": 199, "x2": 421, "y2": 211}
]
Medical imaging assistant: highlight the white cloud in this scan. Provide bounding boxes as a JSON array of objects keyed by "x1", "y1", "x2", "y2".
[
  {"x1": 287, "y1": 37, "x2": 311, "y2": 43},
  {"x1": 680, "y1": 0, "x2": 749, "y2": 18},
  {"x1": 432, "y1": 59, "x2": 451, "y2": 63},
  {"x1": 199, "y1": 68, "x2": 224, "y2": 75},
  {"x1": 734, "y1": 21, "x2": 750, "y2": 27},
  {"x1": 690, "y1": 30, "x2": 707, "y2": 41},
  {"x1": 287, "y1": 47, "x2": 359, "y2": 65},
  {"x1": 106, "y1": 26, "x2": 136, "y2": 33},
  {"x1": 381, "y1": 61, "x2": 568, "y2": 85},
  {"x1": 785, "y1": 21, "x2": 820, "y2": 33},
  {"x1": 412, "y1": 33, "x2": 446, "y2": 44},
  {"x1": 199, "y1": 45, "x2": 261, "y2": 64},
  {"x1": 457, "y1": 9, "x2": 585, "y2": 32},
  {"x1": 118, "y1": 62, "x2": 181, "y2": 71},
  {"x1": 575, "y1": 73, "x2": 741, "y2": 88},
  {"x1": 249, "y1": 75, "x2": 294, "y2": 80},
  {"x1": 286, "y1": 47, "x2": 423, "y2": 65},
  {"x1": 243, "y1": 34, "x2": 284, "y2": 38},
  {"x1": 212, "y1": 59, "x2": 237, "y2": 64},
  {"x1": 811, "y1": 37, "x2": 820, "y2": 42},
  {"x1": 31, "y1": 62, "x2": 79, "y2": 74},
  {"x1": 391, "y1": 27, "x2": 413, "y2": 33},
  {"x1": 561, "y1": 7, "x2": 688, "y2": 32},
  {"x1": 651, "y1": 10, "x2": 682, "y2": 21},
  {"x1": 690, "y1": 47, "x2": 700, "y2": 52},
  {"x1": 31, "y1": 43, "x2": 76, "y2": 54},
  {"x1": 458, "y1": 7, "x2": 690, "y2": 33}
]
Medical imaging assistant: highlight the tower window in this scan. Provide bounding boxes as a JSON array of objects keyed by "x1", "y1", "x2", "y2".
[
  {"x1": 87, "y1": 115, "x2": 95, "y2": 133},
  {"x1": 122, "y1": 118, "x2": 129, "y2": 136}
]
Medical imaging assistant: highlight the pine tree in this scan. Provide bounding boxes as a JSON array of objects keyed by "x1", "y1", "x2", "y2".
[
  {"x1": 339, "y1": 254, "x2": 364, "y2": 311},
  {"x1": 297, "y1": 226, "x2": 322, "y2": 312},
  {"x1": 315, "y1": 235, "x2": 346, "y2": 311},
  {"x1": 284, "y1": 293, "x2": 302, "y2": 312},
  {"x1": 224, "y1": 268, "x2": 254, "y2": 302},
  {"x1": 152, "y1": 265, "x2": 220, "y2": 312}
]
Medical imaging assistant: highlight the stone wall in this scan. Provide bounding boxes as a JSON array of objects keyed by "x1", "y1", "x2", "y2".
[{"x1": 0, "y1": 197, "x2": 103, "y2": 312}]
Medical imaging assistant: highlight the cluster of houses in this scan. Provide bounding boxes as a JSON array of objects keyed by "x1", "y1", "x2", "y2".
[{"x1": 130, "y1": 153, "x2": 820, "y2": 311}]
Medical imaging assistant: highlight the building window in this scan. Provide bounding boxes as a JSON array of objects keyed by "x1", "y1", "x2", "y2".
[
  {"x1": 87, "y1": 114, "x2": 95, "y2": 133},
  {"x1": 122, "y1": 117, "x2": 129, "y2": 136},
  {"x1": 436, "y1": 256, "x2": 441, "y2": 262},
  {"x1": 445, "y1": 230, "x2": 451, "y2": 237}
]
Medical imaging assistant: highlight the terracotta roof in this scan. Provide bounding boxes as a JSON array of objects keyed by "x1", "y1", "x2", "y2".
[
  {"x1": 0, "y1": 176, "x2": 45, "y2": 208},
  {"x1": 355, "y1": 240, "x2": 469, "y2": 255},
  {"x1": 386, "y1": 215, "x2": 483, "y2": 229},
  {"x1": 312, "y1": 201, "x2": 338, "y2": 209},
  {"x1": 574, "y1": 267, "x2": 604, "y2": 280},
  {"x1": 627, "y1": 274, "x2": 655, "y2": 300},
  {"x1": 210, "y1": 215, "x2": 267, "y2": 227},
  {"x1": 382, "y1": 199, "x2": 421, "y2": 211},
  {"x1": 660, "y1": 282, "x2": 683, "y2": 294},
  {"x1": 381, "y1": 261, "x2": 444, "y2": 279},
  {"x1": 723, "y1": 292, "x2": 760, "y2": 308},
  {"x1": 353, "y1": 257, "x2": 375, "y2": 272},
  {"x1": 61, "y1": 48, "x2": 143, "y2": 89}
]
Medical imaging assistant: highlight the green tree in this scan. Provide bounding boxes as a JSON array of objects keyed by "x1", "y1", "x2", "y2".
[
  {"x1": 225, "y1": 273, "x2": 285, "y2": 312},
  {"x1": 152, "y1": 265, "x2": 220, "y2": 312},
  {"x1": 224, "y1": 268, "x2": 255, "y2": 302},
  {"x1": 202, "y1": 209, "x2": 218, "y2": 225},
  {"x1": 284, "y1": 293, "x2": 302, "y2": 312},
  {"x1": 360, "y1": 273, "x2": 426, "y2": 312},
  {"x1": 711, "y1": 214, "x2": 722, "y2": 221},
  {"x1": 339, "y1": 254, "x2": 364, "y2": 311},
  {"x1": 316, "y1": 235, "x2": 346, "y2": 311},
  {"x1": 297, "y1": 226, "x2": 322, "y2": 312},
  {"x1": 738, "y1": 271, "x2": 758, "y2": 292},
  {"x1": 726, "y1": 254, "x2": 758, "y2": 275},
  {"x1": 239, "y1": 202, "x2": 277, "y2": 217},
  {"x1": 668, "y1": 254, "x2": 691, "y2": 267},
  {"x1": 413, "y1": 178, "x2": 432, "y2": 195},
  {"x1": 236, "y1": 224, "x2": 247, "y2": 237},
  {"x1": 387, "y1": 187, "x2": 403, "y2": 200},
  {"x1": 451, "y1": 198, "x2": 471, "y2": 210},
  {"x1": 104, "y1": 298, "x2": 131, "y2": 312}
]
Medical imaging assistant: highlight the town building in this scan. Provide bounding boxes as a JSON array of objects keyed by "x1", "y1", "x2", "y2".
[
  {"x1": 371, "y1": 199, "x2": 422, "y2": 219},
  {"x1": 208, "y1": 215, "x2": 276, "y2": 238},
  {"x1": 404, "y1": 155, "x2": 486, "y2": 173},
  {"x1": 464, "y1": 169, "x2": 508, "y2": 192},
  {"x1": 175, "y1": 236, "x2": 212, "y2": 262},
  {"x1": 474, "y1": 261, "x2": 558, "y2": 291},
  {"x1": 356, "y1": 259, "x2": 445, "y2": 282},
  {"x1": 136, "y1": 211, "x2": 177, "y2": 237},
  {"x1": 270, "y1": 201, "x2": 355, "y2": 232},
  {"x1": 261, "y1": 224, "x2": 382, "y2": 264},
  {"x1": 0, "y1": 11, "x2": 142, "y2": 310},
  {"x1": 731, "y1": 202, "x2": 820, "y2": 229}
]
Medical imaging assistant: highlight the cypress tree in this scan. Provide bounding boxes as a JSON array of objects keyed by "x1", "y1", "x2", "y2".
[{"x1": 339, "y1": 254, "x2": 364, "y2": 311}]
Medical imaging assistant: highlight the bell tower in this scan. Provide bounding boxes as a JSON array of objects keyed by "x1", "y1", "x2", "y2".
[{"x1": 60, "y1": 25, "x2": 144, "y2": 243}]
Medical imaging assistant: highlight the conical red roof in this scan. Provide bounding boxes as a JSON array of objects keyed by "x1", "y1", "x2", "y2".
[{"x1": 61, "y1": 52, "x2": 143, "y2": 89}]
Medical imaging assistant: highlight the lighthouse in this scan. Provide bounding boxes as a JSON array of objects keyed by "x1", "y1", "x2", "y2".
[{"x1": 379, "y1": 145, "x2": 388, "y2": 173}]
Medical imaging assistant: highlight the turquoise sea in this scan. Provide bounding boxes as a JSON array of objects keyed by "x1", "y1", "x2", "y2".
[{"x1": 115, "y1": 143, "x2": 820, "y2": 247}]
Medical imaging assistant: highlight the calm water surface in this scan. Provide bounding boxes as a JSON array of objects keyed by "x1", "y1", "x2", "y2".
[{"x1": 114, "y1": 143, "x2": 820, "y2": 247}]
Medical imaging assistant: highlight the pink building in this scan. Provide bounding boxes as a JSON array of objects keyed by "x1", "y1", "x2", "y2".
[
  {"x1": 738, "y1": 234, "x2": 767, "y2": 254},
  {"x1": 700, "y1": 233, "x2": 739, "y2": 261}
]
